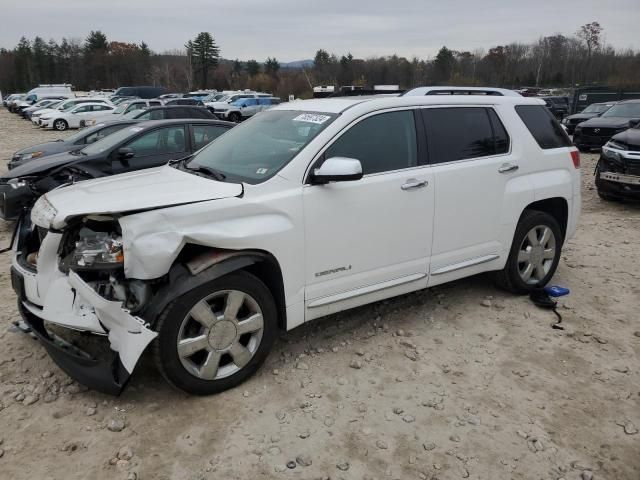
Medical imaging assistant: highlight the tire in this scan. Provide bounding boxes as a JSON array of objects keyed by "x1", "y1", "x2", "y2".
[
  {"x1": 493, "y1": 210, "x2": 563, "y2": 294},
  {"x1": 53, "y1": 119, "x2": 68, "y2": 131},
  {"x1": 228, "y1": 112, "x2": 241, "y2": 123},
  {"x1": 153, "y1": 270, "x2": 278, "y2": 395}
]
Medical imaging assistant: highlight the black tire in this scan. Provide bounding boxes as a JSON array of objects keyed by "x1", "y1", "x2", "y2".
[
  {"x1": 228, "y1": 112, "x2": 241, "y2": 123},
  {"x1": 53, "y1": 119, "x2": 68, "y2": 131},
  {"x1": 493, "y1": 210, "x2": 563, "y2": 294},
  {"x1": 153, "y1": 270, "x2": 278, "y2": 395}
]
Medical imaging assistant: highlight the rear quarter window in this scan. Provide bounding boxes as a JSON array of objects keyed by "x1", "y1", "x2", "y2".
[{"x1": 516, "y1": 105, "x2": 572, "y2": 149}]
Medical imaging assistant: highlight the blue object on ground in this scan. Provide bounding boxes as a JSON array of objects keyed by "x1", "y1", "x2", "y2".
[{"x1": 544, "y1": 285, "x2": 570, "y2": 297}]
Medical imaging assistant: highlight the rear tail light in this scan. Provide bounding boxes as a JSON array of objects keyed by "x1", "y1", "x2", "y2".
[{"x1": 570, "y1": 150, "x2": 580, "y2": 168}]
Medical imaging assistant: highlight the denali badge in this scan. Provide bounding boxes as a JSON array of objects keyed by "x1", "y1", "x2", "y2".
[
  {"x1": 315, "y1": 265, "x2": 352, "y2": 277},
  {"x1": 594, "y1": 128, "x2": 600, "y2": 133}
]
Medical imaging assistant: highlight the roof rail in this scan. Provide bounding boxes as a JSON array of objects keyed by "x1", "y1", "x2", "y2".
[{"x1": 402, "y1": 86, "x2": 521, "y2": 97}]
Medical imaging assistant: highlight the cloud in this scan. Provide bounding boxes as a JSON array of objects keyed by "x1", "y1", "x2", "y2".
[{"x1": 2, "y1": 0, "x2": 638, "y2": 61}]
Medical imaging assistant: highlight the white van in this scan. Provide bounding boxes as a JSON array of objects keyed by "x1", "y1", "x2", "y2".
[{"x1": 24, "y1": 84, "x2": 74, "y2": 103}]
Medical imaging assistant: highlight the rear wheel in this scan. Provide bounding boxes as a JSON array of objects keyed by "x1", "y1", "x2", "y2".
[
  {"x1": 53, "y1": 119, "x2": 68, "y2": 131},
  {"x1": 153, "y1": 270, "x2": 278, "y2": 395},
  {"x1": 493, "y1": 210, "x2": 562, "y2": 294},
  {"x1": 228, "y1": 112, "x2": 241, "y2": 123}
]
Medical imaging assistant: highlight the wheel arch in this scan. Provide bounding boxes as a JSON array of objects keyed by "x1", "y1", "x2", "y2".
[
  {"x1": 522, "y1": 197, "x2": 568, "y2": 241},
  {"x1": 143, "y1": 245, "x2": 287, "y2": 331}
]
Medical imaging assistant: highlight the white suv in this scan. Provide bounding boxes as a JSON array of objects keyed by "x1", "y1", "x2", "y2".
[{"x1": 12, "y1": 90, "x2": 580, "y2": 395}]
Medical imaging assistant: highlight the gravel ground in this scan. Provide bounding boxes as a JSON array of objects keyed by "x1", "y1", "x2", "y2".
[{"x1": 0, "y1": 108, "x2": 638, "y2": 480}]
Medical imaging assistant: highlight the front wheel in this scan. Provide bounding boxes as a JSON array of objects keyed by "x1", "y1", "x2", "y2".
[
  {"x1": 493, "y1": 210, "x2": 562, "y2": 294},
  {"x1": 228, "y1": 112, "x2": 241, "y2": 123},
  {"x1": 153, "y1": 270, "x2": 278, "y2": 395},
  {"x1": 53, "y1": 119, "x2": 68, "y2": 131}
]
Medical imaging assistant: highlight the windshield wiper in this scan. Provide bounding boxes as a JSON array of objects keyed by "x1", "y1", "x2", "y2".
[{"x1": 184, "y1": 164, "x2": 227, "y2": 181}]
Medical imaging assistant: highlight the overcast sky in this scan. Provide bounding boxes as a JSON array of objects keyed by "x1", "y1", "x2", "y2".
[{"x1": 2, "y1": 0, "x2": 639, "y2": 61}]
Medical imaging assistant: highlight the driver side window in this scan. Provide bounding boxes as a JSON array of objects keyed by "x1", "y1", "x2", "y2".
[{"x1": 324, "y1": 110, "x2": 418, "y2": 175}]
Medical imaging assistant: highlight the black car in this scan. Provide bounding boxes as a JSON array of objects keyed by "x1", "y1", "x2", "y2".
[
  {"x1": 132, "y1": 105, "x2": 215, "y2": 120},
  {"x1": 9, "y1": 120, "x2": 141, "y2": 170},
  {"x1": 573, "y1": 100, "x2": 640, "y2": 150},
  {"x1": 113, "y1": 86, "x2": 167, "y2": 99},
  {"x1": 164, "y1": 98, "x2": 205, "y2": 107},
  {"x1": 0, "y1": 119, "x2": 234, "y2": 220},
  {"x1": 595, "y1": 126, "x2": 640, "y2": 201},
  {"x1": 561, "y1": 102, "x2": 615, "y2": 134},
  {"x1": 541, "y1": 96, "x2": 570, "y2": 120}
]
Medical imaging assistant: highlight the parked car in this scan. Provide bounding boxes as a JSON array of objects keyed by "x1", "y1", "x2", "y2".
[
  {"x1": 8, "y1": 120, "x2": 140, "y2": 170},
  {"x1": 13, "y1": 95, "x2": 68, "y2": 115},
  {"x1": 216, "y1": 97, "x2": 281, "y2": 122},
  {"x1": 6, "y1": 94, "x2": 28, "y2": 112},
  {"x1": 3, "y1": 93, "x2": 25, "y2": 108},
  {"x1": 9, "y1": 91, "x2": 580, "y2": 395},
  {"x1": 31, "y1": 97, "x2": 113, "y2": 126},
  {"x1": 0, "y1": 119, "x2": 234, "y2": 221},
  {"x1": 541, "y1": 96, "x2": 570, "y2": 120},
  {"x1": 573, "y1": 100, "x2": 640, "y2": 150},
  {"x1": 84, "y1": 99, "x2": 163, "y2": 126},
  {"x1": 129, "y1": 105, "x2": 216, "y2": 121},
  {"x1": 206, "y1": 91, "x2": 271, "y2": 114},
  {"x1": 595, "y1": 125, "x2": 640, "y2": 201},
  {"x1": 112, "y1": 86, "x2": 167, "y2": 99},
  {"x1": 569, "y1": 86, "x2": 640, "y2": 114},
  {"x1": 561, "y1": 102, "x2": 615, "y2": 134},
  {"x1": 164, "y1": 98, "x2": 205, "y2": 107},
  {"x1": 20, "y1": 98, "x2": 65, "y2": 119},
  {"x1": 39, "y1": 103, "x2": 116, "y2": 130}
]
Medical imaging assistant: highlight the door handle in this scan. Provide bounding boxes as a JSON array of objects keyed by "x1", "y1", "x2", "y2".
[
  {"x1": 401, "y1": 179, "x2": 428, "y2": 190},
  {"x1": 498, "y1": 163, "x2": 519, "y2": 173}
]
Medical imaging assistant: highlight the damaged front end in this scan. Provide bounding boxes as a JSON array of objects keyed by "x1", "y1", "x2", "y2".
[{"x1": 11, "y1": 214, "x2": 158, "y2": 395}]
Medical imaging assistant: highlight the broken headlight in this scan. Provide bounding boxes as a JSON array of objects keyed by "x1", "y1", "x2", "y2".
[{"x1": 70, "y1": 230, "x2": 124, "y2": 269}]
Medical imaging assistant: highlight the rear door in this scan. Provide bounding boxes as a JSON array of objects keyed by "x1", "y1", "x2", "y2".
[{"x1": 423, "y1": 106, "x2": 524, "y2": 285}]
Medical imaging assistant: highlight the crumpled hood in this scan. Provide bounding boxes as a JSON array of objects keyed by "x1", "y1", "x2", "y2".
[
  {"x1": 33, "y1": 165, "x2": 243, "y2": 229},
  {"x1": 610, "y1": 127, "x2": 640, "y2": 147},
  {"x1": 3, "y1": 151, "x2": 77, "y2": 179}
]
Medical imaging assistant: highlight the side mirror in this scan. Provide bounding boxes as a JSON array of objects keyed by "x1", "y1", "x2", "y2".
[
  {"x1": 312, "y1": 157, "x2": 363, "y2": 184},
  {"x1": 117, "y1": 147, "x2": 135, "y2": 160},
  {"x1": 629, "y1": 119, "x2": 640, "y2": 128}
]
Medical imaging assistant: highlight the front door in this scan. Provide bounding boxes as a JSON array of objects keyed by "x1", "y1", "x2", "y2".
[
  {"x1": 111, "y1": 125, "x2": 188, "y2": 174},
  {"x1": 303, "y1": 110, "x2": 434, "y2": 320}
]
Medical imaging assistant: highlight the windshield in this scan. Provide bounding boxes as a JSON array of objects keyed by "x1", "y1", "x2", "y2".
[
  {"x1": 82, "y1": 125, "x2": 145, "y2": 155},
  {"x1": 583, "y1": 104, "x2": 611, "y2": 114},
  {"x1": 114, "y1": 104, "x2": 128, "y2": 114},
  {"x1": 601, "y1": 103, "x2": 640, "y2": 118},
  {"x1": 187, "y1": 110, "x2": 336, "y2": 184}
]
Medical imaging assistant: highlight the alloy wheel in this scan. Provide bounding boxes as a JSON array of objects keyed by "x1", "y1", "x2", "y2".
[
  {"x1": 177, "y1": 290, "x2": 264, "y2": 380},
  {"x1": 517, "y1": 225, "x2": 557, "y2": 284}
]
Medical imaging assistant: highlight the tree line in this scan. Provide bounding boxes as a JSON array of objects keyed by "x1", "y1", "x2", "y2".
[{"x1": 1, "y1": 22, "x2": 639, "y2": 100}]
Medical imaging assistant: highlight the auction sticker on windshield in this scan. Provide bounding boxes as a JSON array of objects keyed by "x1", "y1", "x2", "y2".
[{"x1": 293, "y1": 113, "x2": 331, "y2": 124}]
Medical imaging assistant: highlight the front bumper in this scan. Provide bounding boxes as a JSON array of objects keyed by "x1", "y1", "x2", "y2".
[
  {"x1": 597, "y1": 146, "x2": 640, "y2": 199},
  {"x1": 11, "y1": 229, "x2": 157, "y2": 395}
]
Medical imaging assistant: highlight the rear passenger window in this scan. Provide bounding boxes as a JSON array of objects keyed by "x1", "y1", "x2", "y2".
[
  {"x1": 324, "y1": 111, "x2": 417, "y2": 175},
  {"x1": 423, "y1": 107, "x2": 501, "y2": 163},
  {"x1": 515, "y1": 105, "x2": 572, "y2": 149},
  {"x1": 488, "y1": 109, "x2": 509, "y2": 154}
]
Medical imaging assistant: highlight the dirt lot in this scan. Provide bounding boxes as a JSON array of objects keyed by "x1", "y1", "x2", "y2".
[{"x1": 0, "y1": 108, "x2": 638, "y2": 480}]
